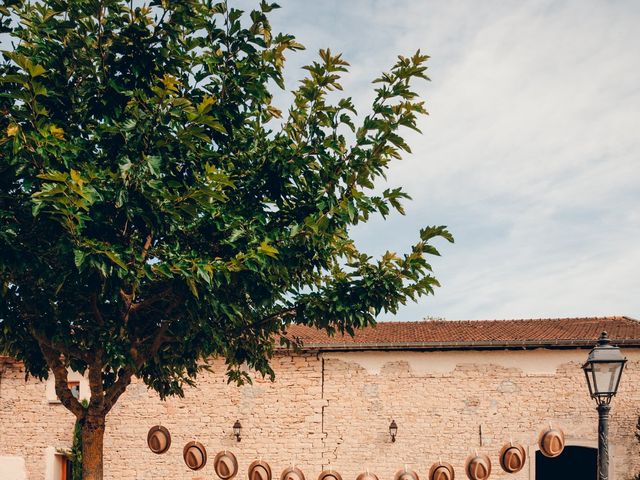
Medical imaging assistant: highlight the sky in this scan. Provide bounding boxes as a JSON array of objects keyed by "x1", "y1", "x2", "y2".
[
  {"x1": 262, "y1": 0, "x2": 640, "y2": 321},
  {"x1": 2, "y1": 1, "x2": 639, "y2": 322}
]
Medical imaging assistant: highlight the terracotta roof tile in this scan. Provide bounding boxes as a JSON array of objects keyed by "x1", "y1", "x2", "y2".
[{"x1": 283, "y1": 316, "x2": 640, "y2": 350}]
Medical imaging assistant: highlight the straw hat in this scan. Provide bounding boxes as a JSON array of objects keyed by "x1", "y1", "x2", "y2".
[
  {"x1": 394, "y1": 467, "x2": 419, "y2": 480},
  {"x1": 318, "y1": 471, "x2": 342, "y2": 480},
  {"x1": 356, "y1": 472, "x2": 379, "y2": 480},
  {"x1": 464, "y1": 453, "x2": 491, "y2": 480},
  {"x1": 429, "y1": 462, "x2": 455, "y2": 480},
  {"x1": 146, "y1": 425, "x2": 171, "y2": 455},
  {"x1": 214, "y1": 451, "x2": 239, "y2": 480},
  {"x1": 538, "y1": 427, "x2": 565, "y2": 458},
  {"x1": 499, "y1": 443, "x2": 526, "y2": 473},
  {"x1": 249, "y1": 460, "x2": 272, "y2": 480},
  {"x1": 183, "y1": 441, "x2": 207, "y2": 471},
  {"x1": 281, "y1": 466, "x2": 306, "y2": 480}
]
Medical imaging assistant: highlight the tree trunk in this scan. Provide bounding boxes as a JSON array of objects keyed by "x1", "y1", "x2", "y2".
[{"x1": 81, "y1": 413, "x2": 105, "y2": 480}]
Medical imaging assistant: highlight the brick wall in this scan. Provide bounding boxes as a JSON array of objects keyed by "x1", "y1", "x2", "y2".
[
  {"x1": 1, "y1": 348, "x2": 639, "y2": 480},
  {"x1": 0, "y1": 358, "x2": 75, "y2": 479},
  {"x1": 320, "y1": 350, "x2": 640, "y2": 479}
]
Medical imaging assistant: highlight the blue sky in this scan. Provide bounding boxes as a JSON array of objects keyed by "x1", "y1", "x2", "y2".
[
  {"x1": 263, "y1": 0, "x2": 640, "y2": 320},
  {"x1": 3, "y1": 1, "x2": 638, "y2": 321}
]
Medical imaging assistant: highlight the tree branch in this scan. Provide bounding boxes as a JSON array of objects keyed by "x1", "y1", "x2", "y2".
[
  {"x1": 90, "y1": 293, "x2": 104, "y2": 326},
  {"x1": 128, "y1": 285, "x2": 173, "y2": 313},
  {"x1": 103, "y1": 367, "x2": 132, "y2": 414},
  {"x1": 87, "y1": 351, "x2": 105, "y2": 412},
  {"x1": 34, "y1": 333, "x2": 85, "y2": 418},
  {"x1": 105, "y1": 293, "x2": 182, "y2": 412},
  {"x1": 120, "y1": 234, "x2": 155, "y2": 322},
  {"x1": 257, "y1": 306, "x2": 297, "y2": 327},
  {"x1": 140, "y1": 233, "x2": 153, "y2": 262}
]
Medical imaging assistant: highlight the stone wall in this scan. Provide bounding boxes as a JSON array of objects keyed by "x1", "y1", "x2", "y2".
[
  {"x1": 0, "y1": 357, "x2": 75, "y2": 480},
  {"x1": 320, "y1": 350, "x2": 640, "y2": 479},
  {"x1": 1, "y1": 348, "x2": 639, "y2": 480}
]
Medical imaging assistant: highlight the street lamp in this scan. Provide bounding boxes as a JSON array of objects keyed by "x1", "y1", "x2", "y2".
[{"x1": 582, "y1": 331, "x2": 627, "y2": 480}]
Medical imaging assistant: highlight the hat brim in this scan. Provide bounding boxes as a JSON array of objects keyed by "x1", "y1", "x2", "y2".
[
  {"x1": 214, "y1": 451, "x2": 239, "y2": 480},
  {"x1": 464, "y1": 454, "x2": 491, "y2": 480},
  {"x1": 538, "y1": 428, "x2": 565, "y2": 458},
  {"x1": 394, "y1": 469, "x2": 419, "y2": 480},
  {"x1": 499, "y1": 443, "x2": 526, "y2": 473},
  {"x1": 146, "y1": 426, "x2": 171, "y2": 455},
  {"x1": 356, "y1": 473, "x2": 379, "y2": 480},
  {"x1": 318, "y1": 471, "x2": 343, "y2": 480},
  {"x1": 249, "y1": 460, "x2": 273, "y2": 480},
  {"x1": 183, "y1": 441, "x2": 208, "y2": 471},
  {"x1": 428, "y1": 462, "x2": 454, "y2": 480},
  {"x1": 281, "y1": 466, "x2": 306, "y2": 480}
]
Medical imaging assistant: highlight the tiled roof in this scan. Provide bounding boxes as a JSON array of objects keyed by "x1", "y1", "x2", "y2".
[{"x1": 283, "y1": 316, "x2": 640, "y2": 351}]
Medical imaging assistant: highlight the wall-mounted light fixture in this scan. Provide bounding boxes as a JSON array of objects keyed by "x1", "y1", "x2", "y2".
[
  {"x1": 389, "y1": 420, "x2": 398, "y2": 443},
  {"x1": 233, "y1": 420, "x2": 242, "y2": 442}
]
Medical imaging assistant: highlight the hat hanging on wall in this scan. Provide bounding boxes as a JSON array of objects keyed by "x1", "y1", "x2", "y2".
[
  {"x1": 538, "y1": 426, "x2": 565, "y2": 458},
  {"x1": 146, "y1": 425, "x2": 171, "y2": 455},
  {"x1": 318, "y1": 470, "x2": 343, "y2": 480},
  {"x1": 499, "y1": 442, "x2": 526, "y2": 473},
  {"x1": 281, "y1": 466, "x2": 306, "y2": 480},
  {"x1": 356, "y1": 472, "x2": 379, "y2": 480},
  {"x1": 394, "y1": 467, "x2": 419, "y2": 480},
  {"x1": 249, "y1": 460, "x2": 272, "y2": 480},
  {"x1": 183, "y1": 441, "x2": 207, "y2": 470},
  {"x1": 429, "y1": 461, "x2": 455, "y2": 480},
  {"x1": 464, "y1": 453, "x2": 491, "y2": 480},
  {"x1": 214, "y1": 451, "x2": 239, "y2": 480}
]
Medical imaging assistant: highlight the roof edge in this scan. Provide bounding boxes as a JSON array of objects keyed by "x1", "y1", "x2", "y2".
[{"x1": 277, "y1": 337, "x2": 640, "y2": 352}]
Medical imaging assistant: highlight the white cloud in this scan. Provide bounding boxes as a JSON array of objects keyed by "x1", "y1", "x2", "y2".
[{"x1": 269, "y1": 0, "x2": 640, "y2": 320}]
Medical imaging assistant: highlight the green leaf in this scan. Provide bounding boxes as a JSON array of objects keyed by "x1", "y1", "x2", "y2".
[
  {"x1": 146, "y1": 156, "x2": 162, "y2": 175},
  {"x1": 102, "y1": 251, "x2": 128, "y2": 270},
  {"x1": 186, "y1": 278, "x2": 199, "y2": 298},
  {"x1": 73, "y1": 250, "x2": 86, "y2": 268},
  {"x1": 258, "y1": 241, "x2": 279, "y2": 258},
  {"x1": 29, "y1": 64, "x2": 46, "y2": 77}
]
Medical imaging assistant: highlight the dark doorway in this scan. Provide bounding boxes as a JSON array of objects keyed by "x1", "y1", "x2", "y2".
[{"x1": 536, "y1": 446, "x2": 597, "y2": 480}]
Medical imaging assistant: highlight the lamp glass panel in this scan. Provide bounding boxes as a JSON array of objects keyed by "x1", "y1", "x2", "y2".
[
  {"x1": 592, "y1": 362, "x2": 622, "y2": 395},
  {"x1": 583, "y1": 364, "x2": 594, "y2": 397}
]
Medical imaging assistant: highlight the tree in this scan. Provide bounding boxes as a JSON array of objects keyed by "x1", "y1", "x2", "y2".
[{"x1": 0, "y1": 1, "x2": 452, "y2": 479}]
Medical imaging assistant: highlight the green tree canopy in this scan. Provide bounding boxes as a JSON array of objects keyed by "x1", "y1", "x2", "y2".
[{"x1": 0, "y1": 1, "x2": 452, "y2": 478}]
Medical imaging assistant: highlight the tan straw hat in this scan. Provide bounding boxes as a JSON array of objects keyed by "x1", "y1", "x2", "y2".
[
  {"x1": 356, "y1": 472, "x2": 379, "y2": 480},
  {"x1": 281, "y1": 467, "x2": 306, "y2": 480},
  {"x1": 499, "y1": 442, "x2": 526, "y2": 473},
  {"x1": 214, "y1": 451, "x2": 239, "y2": 480},
  {"x1": 183, "y1": 441, "x2": 207, "y2": 470},
  {"x1": 429, "y1": 462, "x2": 454, "y2": 480},
  {"x1": 464, "y1": 453, "x2": 491, "y2": 480},
  {"x1": 538, "y1": 427, "x2": 565, "y2": 458},
  {"x1": 249, "y1": 460, "x2": 272, "y2": 480},
  {"x1": 146, "y1": 425, "x2": 171, "y2": 454},
  {"x1": 318, "y1": 471, "x2": 342, "y2": 480},
  {"x1": 394, "y1": 467, "x2": 419, "y2": 480}
]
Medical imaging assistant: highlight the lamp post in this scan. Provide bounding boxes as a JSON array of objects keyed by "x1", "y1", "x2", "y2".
[{"x1": 582, "y1": 331, "x2": 627, "y2": 480}]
